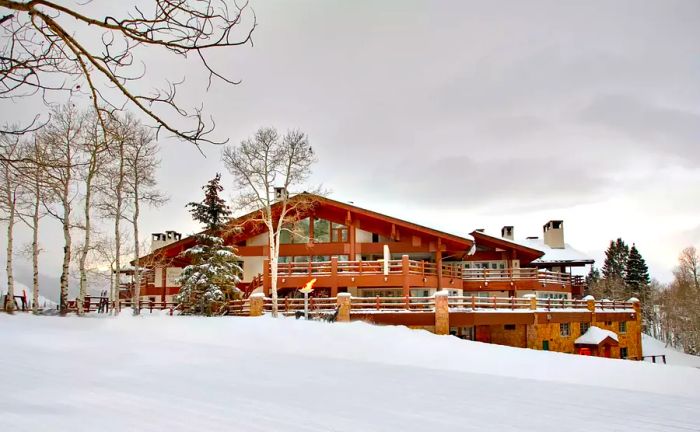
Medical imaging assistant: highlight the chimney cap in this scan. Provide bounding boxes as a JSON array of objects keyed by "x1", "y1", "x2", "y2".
[{"x1": 544, "y1": 220, "x2": 563, "y2": 230}]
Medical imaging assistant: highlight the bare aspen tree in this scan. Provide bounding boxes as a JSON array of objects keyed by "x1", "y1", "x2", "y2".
[
  {"x1": 94, "y1": 114, "x2": 133, "y2": 312},
  {"x1": 74, "y1": 112, "x2": 109, "y2": 314},
  {"x1": 40, "y1": 104, "x2": 83, "y2": 314},
  {"x1": 222, "y1": 127, "x2": 317, "y2": 317},
  {"x1": 0, "y1": 132, "x2": 24, "y2": 312},
  {"x1": 1, "y1": 1, "x2": 256, "y2": 146},
  {"x1": 16, "y1": 137, "x2": 48, "y2": 314},
  {"x1": 123, "y1": 122, "x2": 166, "y2": 315}
]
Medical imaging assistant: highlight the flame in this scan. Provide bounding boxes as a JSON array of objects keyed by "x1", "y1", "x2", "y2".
[{"x1": 303, "y1": 278, "x2": 317, "y2": 291}]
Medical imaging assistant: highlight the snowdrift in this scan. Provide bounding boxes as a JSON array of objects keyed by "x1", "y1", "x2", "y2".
[{"x1": 1, "y1": 313, "x2": 699, "y2": 431}]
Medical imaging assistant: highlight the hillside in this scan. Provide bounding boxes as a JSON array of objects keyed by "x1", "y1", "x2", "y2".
[{"x1": 1, "y1": 313, "x2": 699, "y2": 431}]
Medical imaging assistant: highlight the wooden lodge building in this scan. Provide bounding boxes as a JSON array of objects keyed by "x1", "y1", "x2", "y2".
[{"x1": 130, "y1": 194, "x2": 642, "y2": 360}]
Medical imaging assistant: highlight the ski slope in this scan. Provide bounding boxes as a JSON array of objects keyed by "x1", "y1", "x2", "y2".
[{"x1": 1, "y1": 313, "x2": 699, "y2": 431}]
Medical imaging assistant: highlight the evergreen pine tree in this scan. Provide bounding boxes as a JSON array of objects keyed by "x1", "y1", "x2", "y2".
[
  {"x1": 176, "y1": 174, "x2": 241, "y2": 315},
  {"x1": 601, "y1": 238, "x2": 630, "y2": 299},
  {"x1": 625, "y1": 243, "x2": 650, "y2": 296},
  {"x1": 602, "y1": 238, "x2": 630, "y2": 280},
  {"x1": 186, "y1": 173, "x2": 231, "y2": 231}
]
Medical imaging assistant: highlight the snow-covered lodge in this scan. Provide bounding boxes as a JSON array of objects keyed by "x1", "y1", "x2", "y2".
[{"x1": 131, "y1": 193, "x2": 641, "y2": 360}]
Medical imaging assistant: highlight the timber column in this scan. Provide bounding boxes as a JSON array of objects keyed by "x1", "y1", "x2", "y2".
[
  {"x1": 263, "y1": 259, "x2": 271, "y2": 296},
  {"x1": 402, "y1": 255, "x2": 411, "y2": 297},
  {"x1": 434, "y1": 290, "x2": 450, "y2": 335},
  {"x1": 436, "y1": 239, "x2": 443, "y2": 290}
]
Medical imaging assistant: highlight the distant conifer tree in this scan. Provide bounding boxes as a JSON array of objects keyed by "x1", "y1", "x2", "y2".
[{"x1": 625, "y1": 244, "x2": 650, "y2": 295}]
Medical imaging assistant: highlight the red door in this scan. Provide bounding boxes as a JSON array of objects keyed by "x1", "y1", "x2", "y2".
[{"x1": 603, "y1": 345, "x2": 611, "y2": 358}]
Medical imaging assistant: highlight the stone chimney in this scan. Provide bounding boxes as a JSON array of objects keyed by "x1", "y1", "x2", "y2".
[
  {"x1": 501, "y1": 226, "x2": 514, "y2": 240},
  {"x1": 151, "y1": 230, "x2": 182, "y2": 252},
  {"x1": 543, "y1": 220, "x2": 564, "y2": 249}
]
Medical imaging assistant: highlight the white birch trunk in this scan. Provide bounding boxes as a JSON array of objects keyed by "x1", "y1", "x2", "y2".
[
  {"x1": 60, "y1": 195, "x2": 72, "y2": 314},
  {"x1": 31, "y1": 182, "x2": 40, "y2": 314},
  {"x1": 5, "y1": 199, "x2": 15, "y2": 313},
  {"x1": 78, "y1": 164, "x2": 96, "y2": 315},
  {"x1": 113, "y1": 140, "x2": 125, "y2": 314},
  {"x1": 132, "y1": 171, "x2": 141, "y2": 316}
]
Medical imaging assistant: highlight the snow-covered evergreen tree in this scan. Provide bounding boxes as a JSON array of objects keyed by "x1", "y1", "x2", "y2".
[{"x1": 176, "y1": 174, "x2": 241, "y2": 315}]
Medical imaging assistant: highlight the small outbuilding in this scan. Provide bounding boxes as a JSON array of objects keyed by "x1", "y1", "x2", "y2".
[{"x1": 575, "y1": 326, "x2": 619, "y2": 358}]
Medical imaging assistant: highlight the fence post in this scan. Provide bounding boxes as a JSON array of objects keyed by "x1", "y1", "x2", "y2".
[
  {"x1": 337, "y1": 293, "x2": 351, "y2": 322},
  {"x1": 524, "y1": 294, "x2": 537, "y2": 310},
  {"x1": 249, "y1": 293, "x2": 265, "y2": 317},
  {"x1": 434, "y1": 290, "x2": 450, "y2": 335}
]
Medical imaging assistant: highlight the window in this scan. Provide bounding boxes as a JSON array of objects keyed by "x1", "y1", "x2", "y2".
[
  {"x1": 580, "y1": 322, "x2": 590, "y2": 335},
  {"x1": 331, "y1": 222, "x2": 348, "y2": 242},
  {"x1": 560, "y1": 323, "x2": 571, "y2": 337},
  {"x1": 620, "y1": 347, "x2": 628, "y2": 359},
  {"x1": 280, "y1": 218, "x2": 311, "y2": 244},
  {"x1": 504, "y1": 324, "x2": 516, "y2": 330},
  {"x1": 619, "y1": 321, "x2": 627, "y2": 334},
  {"x1": 542, "y1": 340, "x2": 549, "y2": 351},
  {"x1": 371, "y1": 233, "x2": 380, "y2": 243},
  {"x1": 313, "y1": 218, "x2": 330, "y2": 243}
]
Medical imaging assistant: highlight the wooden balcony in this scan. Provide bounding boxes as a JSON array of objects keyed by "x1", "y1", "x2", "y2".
[{"x1": 263, "y1": 256, "x2": 586, "y2": 296}]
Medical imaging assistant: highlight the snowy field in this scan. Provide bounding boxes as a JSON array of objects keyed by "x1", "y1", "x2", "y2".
[{"x1": 1, "y1": 313, "x2": 699, "y2": 431}]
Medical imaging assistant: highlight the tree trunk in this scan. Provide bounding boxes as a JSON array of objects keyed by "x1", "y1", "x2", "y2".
[
  {"x1": 113, "y1": 140, "x2": 125, "y2": 314},
  {"x1": 268, "y1": 229, "x2": 278, "y2": 318},
  {"x1": 31, "y1": 185, "x2": 40, "y2": 314},
  {"x1": 5, "y1": 199, "x2": 15, "y2": 313},
  {"x1": 78, "y1": 168, "x2": 95, "y2": 315},
  {"x1": 60, "y1": 197, "x2": 72, "y2": 315},
  {"x1": 132, "y1": 174, "x2": 141, "y2": 316}
]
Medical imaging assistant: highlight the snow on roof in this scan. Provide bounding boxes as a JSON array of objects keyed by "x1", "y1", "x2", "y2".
[
  {"x1": 516, "y1": 237, "x2": 594, "y2": 264},
  {"x1": 575, "y1": 326, "x2": 619, "y2": 345}
]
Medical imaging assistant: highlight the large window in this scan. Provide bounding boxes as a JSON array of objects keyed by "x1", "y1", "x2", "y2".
[
  {"x1": 279, "y1": 218, "x2": 311, "y2": 244},
  {"x1": 313, "y1": 218, "x2": 330, "y2": 242}
]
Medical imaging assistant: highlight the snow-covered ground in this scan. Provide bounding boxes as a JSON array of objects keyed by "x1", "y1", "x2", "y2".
[
  {"x1": 642, "y1": 334, "x2": 700, "y2": 368},
  {"x1": 1, "y1": 313, "x2": 699, "y2": 431}
]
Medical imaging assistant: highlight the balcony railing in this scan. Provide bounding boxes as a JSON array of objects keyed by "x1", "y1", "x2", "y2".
[{"x1": 272, "y1": 259, "x2": 585, "y2": 289}]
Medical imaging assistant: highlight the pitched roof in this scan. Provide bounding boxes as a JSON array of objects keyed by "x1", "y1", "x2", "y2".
[
  {"x1": 575, "y1": 326, "x2": 619, "y2": 345},
  {"x1": 517, "y1": 237, "x2": 594, "y2": 265},
  {"x1": 138, "y1": 193, "x2": 475, "y2": 263}
]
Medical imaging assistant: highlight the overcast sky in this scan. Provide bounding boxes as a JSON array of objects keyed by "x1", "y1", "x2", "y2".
[{"x1": 2, "y1": 0, "x2": 699, "y2": 298}]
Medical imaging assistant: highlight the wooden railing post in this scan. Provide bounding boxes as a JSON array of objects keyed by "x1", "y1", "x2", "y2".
[
  {"x1": 434, "y1": 290, "x2": 449, "y2": 335},
  {"x1": 337, "y1": 293, "x2": 351, "y2": 322}
]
